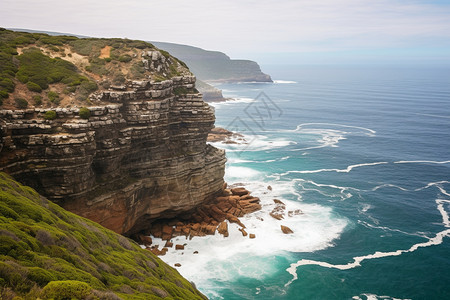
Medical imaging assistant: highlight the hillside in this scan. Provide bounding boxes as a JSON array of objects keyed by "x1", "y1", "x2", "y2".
[
  {"x1": 152, "y1": 42, "x2": 272, "y2": 83},
  {"x1": 0, "y1": 172, "x2": 207, "y2": 299},
  {"x1": 0, "y1": 28, "x2": 192, "y2": 109}
]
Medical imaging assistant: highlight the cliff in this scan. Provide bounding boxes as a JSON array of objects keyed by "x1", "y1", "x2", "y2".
[
  {"x1": 195, "y1": 79, "x2": 228, "y2": 102},
  {"x1": 0, "y1": 172, "x2": 207, "y2": 299},
  {"x1": 0, "y1": 29, "x2": 226, "y2": 236},
  {"x1": 152, "y1": 42, "x2": 272, "y2": 83}
]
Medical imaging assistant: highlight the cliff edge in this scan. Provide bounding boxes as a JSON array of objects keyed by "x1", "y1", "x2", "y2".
[{"x1": 0, "y1": 29, "x2": 226, "y2": 236}]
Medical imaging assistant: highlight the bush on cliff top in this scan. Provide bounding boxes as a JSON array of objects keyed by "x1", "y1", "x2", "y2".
[
  {"x1": 79, "y1": 107, "x2": 91, "y2": 119},
  {"x1": 44, "y1": 110, "x2": 57, "y2": 120},
  {"x1": 0, "y1": 172, "x2": 207, "y2": 299}
]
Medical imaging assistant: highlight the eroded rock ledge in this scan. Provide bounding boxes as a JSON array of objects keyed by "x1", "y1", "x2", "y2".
[{"x1": 0, "y1": 76, "x2": 226, "y2": 235}]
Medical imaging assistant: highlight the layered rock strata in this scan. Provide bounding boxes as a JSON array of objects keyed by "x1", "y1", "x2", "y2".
[{"x1": 0, "y1": 76, "x2": 226, "y2": 235}]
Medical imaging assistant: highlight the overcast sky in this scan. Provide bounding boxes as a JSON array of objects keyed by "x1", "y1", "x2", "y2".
[{"x1": 1, "y1": 0, "x2": 450, "y2": 64}]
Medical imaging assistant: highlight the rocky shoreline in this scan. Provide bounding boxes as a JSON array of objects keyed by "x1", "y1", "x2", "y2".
[
  {"x1": 207, "y1": 126, "x2": 246, "y2": 144},
  {"x1": 138, "y1": 184, "x2": 301, "y2": 258},
  {"x1": 139, "y1": 184, "x2": 261, "y2": 256}
]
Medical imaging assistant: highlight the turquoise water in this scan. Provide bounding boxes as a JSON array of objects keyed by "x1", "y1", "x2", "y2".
[{"x1": 159, "y1": 65, "x2": 450, "y2": 299}]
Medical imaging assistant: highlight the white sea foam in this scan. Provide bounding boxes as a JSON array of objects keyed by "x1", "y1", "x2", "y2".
[
  {"x1": 146, "y1": 166, "x2": 348, "y2": 295},
  {"x1": 371, "y1": 184, "x2": 410, "y2": 192},
  {"x1": 353, "y1": 293, "x2": 412, "y2": 300},
  {"x1": 414, "y1": 181, "x2": 450, "y2": 196},
  {"x1": 225, "y1": 166, "x2": 262, "y2": 182},
  {"x1": 284, "y1": 199, "x2": 450, "y2": 287},
  {"x1": 291, "y1": 123, "x2": 376, "y2": 135},
  {"x1": 274, "y1": 162, "x2": 388, "y2": 177},
  {"x1": 394, "y1": 160, "x2": 450, "y2": 164},
  {"x1": 210, "y1": 133, "x2": 295, "y2": 153},
  {"x1": 208, "y1": 97, "x2": 255, "y2": 108},
  {"x1": 293, "y1": 178, "x2": 354, "y2": 201},
  {"x1": 436, "y1": 199, "x2": 450, "y2": 227},
  {"x1": 273, "y1": 80, "x2": 297, "y2": 84},
  {"x1": 227, "y1": 156, "x2": 290, "y2": 165},
  {"x1": 357, "y1": 220, "x2": 428, "y2": 238}
]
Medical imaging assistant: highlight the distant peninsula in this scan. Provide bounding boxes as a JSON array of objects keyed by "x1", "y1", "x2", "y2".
[{"x1": 152, "y1": 42, "x2": 272, "y2": 101}]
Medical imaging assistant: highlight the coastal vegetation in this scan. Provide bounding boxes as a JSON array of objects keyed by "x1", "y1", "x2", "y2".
[
  {"x1": 0, "y1": 28, "x2": 191, "y2": 109},
  {"x1": 0, "y1": 172, "x2": 206, "y2": 299}
]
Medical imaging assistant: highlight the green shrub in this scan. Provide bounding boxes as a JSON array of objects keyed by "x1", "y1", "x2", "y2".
[
  {"x1": 104, "y1": 57, "x2": 112, "y2": 62},
  {"x1": 26, "y1": 82, "x2": 42, "y2": 92},
  {"x1": 33, "y1": 95, "x2": 42, "y2": 105},
  {"x1": 173, "y1": 87, "x2": 188, "y2": 96},
  {"x1": 0, "y1": 90, "x2": 9, "y2": 100},
  {"x1": 80, "y1": 80, "x2": 98, "y2": 93},
  {"x1": 17, "y1": 49, "x2": 89, "y2": 90},
  {"x1": 0, "y1": 78, "x2": 15, "y2": 92},
  {"x1": 112, "y1": 74, "x2": 125, "y2": 85},
  {"x1": 118, "y1": 55, "x2": 132, "y2": 63},
  {"x1": 41, "y1": 280, "x2": 92, "y2": 299},
  {"x1": 47, "y1": 91, "x2": 59, "y2": 103},
  {"x1": 14, "y1": 98, "x2": 28, "y2": 109},
  {"x1": 27, "y1": 267, "x2": 56, "y2": 286},
  {"x1": 44, "y1": 110, "x2": 57, "y2": 120},
  {"x1": 79, "y1": 107, "x2": 90, "y2": 119}
]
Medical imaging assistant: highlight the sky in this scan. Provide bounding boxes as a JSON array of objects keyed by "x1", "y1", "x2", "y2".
[{"x1": 1, "y1": 0, "x2": 450, "y2": 65}]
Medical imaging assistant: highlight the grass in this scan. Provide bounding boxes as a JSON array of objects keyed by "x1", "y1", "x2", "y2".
[{"x1": 0, "y1": 172, "x2": 207, "y2": 299}]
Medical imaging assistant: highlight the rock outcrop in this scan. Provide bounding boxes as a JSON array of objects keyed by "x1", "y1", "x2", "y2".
[
  {"x1": 0, "y1": 76, "x2": 226, "y2": 235},
  {"x1": 144, "y1": 186, "x2": 261, "y2": 243}
]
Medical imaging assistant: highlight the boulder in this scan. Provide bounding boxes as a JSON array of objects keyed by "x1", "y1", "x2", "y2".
[
  {"x1": 231, "y1": 187, "x2": 249, "y2": 196},
  {"x1": 217, "y1": 221, "x2": 229, "y2": 237},
  {"x1": 238, "y1": 228, "x2": 248, "y2": 237},
  {"x1": 281, "y1": 225, "x2": 294, "y2": 234},
  {"x1": 249, "y1": 233, "x2": 256, "y2": 239},
  {"x1": 175, "y1": 244, "x2": 185, "y2": 250},
  {"x1": 273, "y1": 199, "x2": 285, "y2": 205},
  {"x1": 270, "y1": 213, "x2": 283, "y2": 220},
  {"x1": 139, "y1": 235, "x2": 152, "y2": 246}
]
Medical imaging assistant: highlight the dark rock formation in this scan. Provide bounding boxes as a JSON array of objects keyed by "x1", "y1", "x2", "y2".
[{"x1": 0, "y1": 76, "x2": 226, "y2": 236}]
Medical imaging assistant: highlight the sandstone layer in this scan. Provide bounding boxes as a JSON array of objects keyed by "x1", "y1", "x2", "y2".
[{"x1": 0, "y1": 76, "x2": 226, "y2": 235}]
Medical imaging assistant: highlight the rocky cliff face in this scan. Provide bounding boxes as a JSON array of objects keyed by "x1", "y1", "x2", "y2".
[{"x1": 0, "y1": 75, "x2": 226, "y2": 235}]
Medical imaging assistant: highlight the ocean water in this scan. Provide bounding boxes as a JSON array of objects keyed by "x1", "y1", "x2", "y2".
[{"x1": 155, "y1": 65, "x2": 450, "y2": 299}]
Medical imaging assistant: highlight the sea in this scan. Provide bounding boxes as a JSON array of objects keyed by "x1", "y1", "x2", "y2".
[{"x1": 152, "y1": 65, "x2": 450, "y2": 300}]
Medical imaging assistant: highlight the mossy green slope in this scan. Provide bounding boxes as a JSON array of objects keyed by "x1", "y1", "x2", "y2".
[{"x1": 0, "y1": 172, "x2": 206, "y2": 300}]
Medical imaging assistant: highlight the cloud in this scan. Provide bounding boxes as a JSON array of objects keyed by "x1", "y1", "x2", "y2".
[{"x1": 1, "y1": 0, "x2": 450, "y2": 62}]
